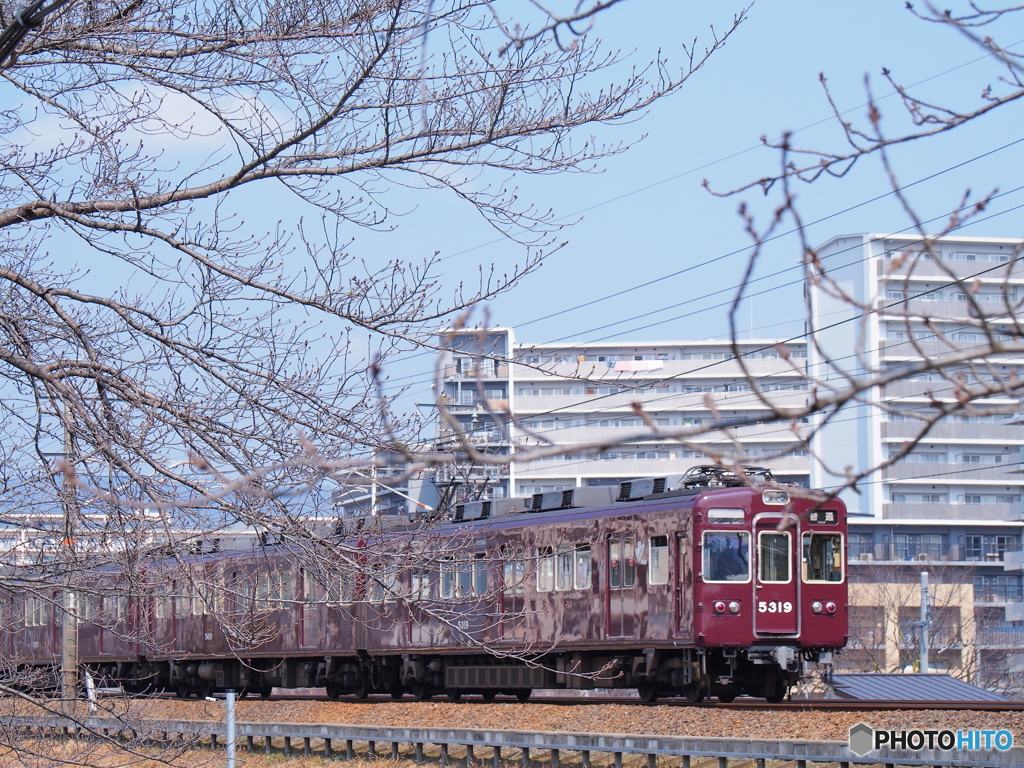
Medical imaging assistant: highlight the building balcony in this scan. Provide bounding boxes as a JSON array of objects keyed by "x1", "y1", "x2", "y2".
[
  {"x1": 514, "y1": 390, "x2": 808, "y2": 414},
  {"x1": 852, "y1": 543, "x2": 1021, "y2": 563},
  {"x1": 879, "y1": 256, "x2": 1024, "y2": 283},
  {"x1": 883, "y1": 462, "x2": 1020, "y2": 482},
  {"x1": 881, "y1": 421, "x2": 1024, "y2": 442},
  {"x1": 973, "y1": 626, "x2": 1024, "y2": 648},
  {"x1": 442, "y1": 363, "x2": 509, "y2": 380},
  {"x1": 510, "y1": 358, "x2": 804, "y2": 383},
  {"x1": 515, "y1": 455, "x2": 810, "y2": 479},
  {"x1": 879, "y1": 381, "x2": 1019, "y2": 403},
  {"x1": 881, "y1": 502, "x2": 1021, "y2": 521}
]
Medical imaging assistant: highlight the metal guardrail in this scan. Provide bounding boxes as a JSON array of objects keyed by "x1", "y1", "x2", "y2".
[{"x1": 4, "y1": 716, "x2": 1022, "y2": 768}]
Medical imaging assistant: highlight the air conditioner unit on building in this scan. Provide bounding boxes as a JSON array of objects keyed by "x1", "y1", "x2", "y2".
[
  {"x1": 916, "y1": 553, "x2": 930, "y2": 561},
  {"x1": 859, "y1": 553, "x2": 874, "y2": 562}
]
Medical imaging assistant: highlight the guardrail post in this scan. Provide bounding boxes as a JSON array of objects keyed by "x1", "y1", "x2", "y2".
[
  {"x1": 303, "y1": 737, "x2": 311, "y2": 756},
  {"x1": 581, "y1": 751, "x2": 591, "y2": 768},
  {"x1": 246, "y1": 735, "x2": 254, "y2": 751},
  {"x1": 550, "y1": 748, "x2": 559, "y2": 768},
  {"x1": 346, "y1": 739, "x2": 354, "y2": 760},
  {"x1": 415, "y1": 743, "x2": 424, "y2": 764},
  {"x1": 284, "y1": 736, "x2": 292, "y2": 756},
  {"x1": 647, "y1": 754, "x2": 656, "y2": 768},
  {"x1": 211, "y1": 733, "x2": 218, "y2": 749},
  {"x1": 369, "y1": 740, "x2": 377, "y2": 759},
  {"x1": 325, "y1": 738, "x2": 332, "y2": 758},
  {"x1": 392, "y1": 742, "x2": 400, "y2": 760},
  {"x1": 265, "y1": 735, "x2": 272, "y2": 754},
  {"x1": 521, "y1": 747, "x2": 529, "y2": 768},
  {"x1": 614, "y1": 752, "x2": 622, "y2": 768},
  {"x1": 467, "y1": 743, "x2": 475, "y2": 767},
  {"x1": 440, "y1": 743, "x2": 450, "y2": 766},
  {"x1": 756, "y1": 760, "x2": 766, "y2": 768},
  {"x1": 492, "y1": 746, "x2": 501, "y2": 768},
  {"x1": 717, "y1": 758, "x2": 727, "y2": 768}
]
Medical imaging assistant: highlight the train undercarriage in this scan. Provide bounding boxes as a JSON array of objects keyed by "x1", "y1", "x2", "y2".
[{"x1": 69, "y1": 645, "x2": 831, "y2": 703}]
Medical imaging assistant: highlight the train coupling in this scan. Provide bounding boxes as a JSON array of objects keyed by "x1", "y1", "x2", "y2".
[{"x1": 748, "y1": 646, "x2": 800, "y2": 672}]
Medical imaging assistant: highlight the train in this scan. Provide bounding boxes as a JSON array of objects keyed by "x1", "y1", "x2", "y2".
[{"x1": 1, "y1": 466, "x2": 847, "y2": 703}]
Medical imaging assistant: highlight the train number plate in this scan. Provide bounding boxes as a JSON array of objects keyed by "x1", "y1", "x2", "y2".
[{"x1": 757, "y1": 600, "x2": 793, "y2": 614}]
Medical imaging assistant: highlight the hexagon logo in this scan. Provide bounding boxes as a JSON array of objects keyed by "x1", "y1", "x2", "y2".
[{"x1": 849, "y1": 722, "x2": 874, "y2": 756}]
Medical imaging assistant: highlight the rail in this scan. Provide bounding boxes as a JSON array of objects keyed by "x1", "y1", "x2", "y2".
[{"x1": 4, "y1": 716, "x2": 1022, "y2": 768}]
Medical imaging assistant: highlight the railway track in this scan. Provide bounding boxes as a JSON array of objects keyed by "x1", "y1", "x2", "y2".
[{"x1": 179, "y1": 690, "x2": 1024, "y2": 711}]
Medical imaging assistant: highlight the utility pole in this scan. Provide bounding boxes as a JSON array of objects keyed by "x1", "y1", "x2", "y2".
[
  {"x1": 60, "y1": 409, "x2": 78, "y2": 711},
  {"x1": 915, "y1": 570, "x2": 930, "y2": 673}
]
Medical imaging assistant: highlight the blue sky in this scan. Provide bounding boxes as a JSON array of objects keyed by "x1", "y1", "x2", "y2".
[{"x1": 372, "y1": 2, "x2": 1024, "y2": 411}]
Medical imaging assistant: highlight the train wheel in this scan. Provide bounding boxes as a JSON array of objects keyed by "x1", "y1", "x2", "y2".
[
  {"x1": 716, "y1": 689, "x2": 736, "y2": 704},
  {"x1": 259, "y1": 687, "x2": 273, "y2": 699},
  {"x1": 682, "y1": 683, "x2": 704, "y2": 704},
  {"x1": 445, "y1": 689, "x2": 462, "y2": 701},
  {"x1": 637, "y1": 684, "x2": 659, "y2": 704},
  {"x1": 390, "y1": 688, "x2": 405, "y2": 701},
  {"x1": 480, "y1": 690, "x2": 497, "y2": 702},
  {"x1": 765, "y1": 688, "x2": 786, "y2": 704},
  {"x1": 175, "y1": 685, "x2": 190, "y2": 699},
  {"x1": 325, "y1": 683, "x2": 342, "y2": 700},
  {"x1": 353, "y1": 679, "x2": 370, "y2": 700},
  {"x1": 411, "y1": 684, "x2": 432, "y2": 701},
  {"x1": 514, "y1": 689, "x2": 532, "y2": 702}
]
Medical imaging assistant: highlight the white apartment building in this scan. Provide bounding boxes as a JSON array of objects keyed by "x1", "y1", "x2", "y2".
[
  {"x1": 808, "y1": 233, "x2": 1024, "y2": 687},
  {"x1": 436, "y1": 329, "x2": 811, "y2": 501}
]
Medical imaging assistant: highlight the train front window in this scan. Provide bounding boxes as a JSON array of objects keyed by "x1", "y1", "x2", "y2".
[
  {"x1": 758, "y1": 532, "x2": 791, "y2": 583},
  {"x1": 802, "y1": 533, "x2": 844, "y2": 582},
  {"x1": 703, "y1": 532, "x2": 750, "y2": 582}
]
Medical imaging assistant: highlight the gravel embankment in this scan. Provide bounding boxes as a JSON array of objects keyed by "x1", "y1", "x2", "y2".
[{"x1": 77, "y1": 699, "x2": 1023, "y2": 743}]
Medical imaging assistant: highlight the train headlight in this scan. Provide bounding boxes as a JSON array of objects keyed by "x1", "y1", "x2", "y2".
[
  {"x1": 728, "y1": 601, "x2": 741, "y2": 614},
  {"x1": 825, "y1": 601, "x2": 837, "y2": 614},
  {"x1": 811, "y1": 601, "x2": 823, "y2": 614},
  {"x1": 713, "y1": 601, "x2": 726, "y2": 615},
  {"x1": 762, "y1": 489, "x2": 789, "y2": 505}
]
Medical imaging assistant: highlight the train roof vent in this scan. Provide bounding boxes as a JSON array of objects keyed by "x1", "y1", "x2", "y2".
[
  {"x1": 451, "y1": 498, "x2": 526, "y2": 523},
  {"x1": 528, "y1": 486, "x2": 617, "y2": 512},
  {"x1": 618, "y1": 474, "x2": 688, "y2": 501}
]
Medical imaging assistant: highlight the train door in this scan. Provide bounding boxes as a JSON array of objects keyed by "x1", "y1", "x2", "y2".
[
  {"x1": 299, "y1": 569, "x2": 315, "y2": 649},
  {"x1": 753, "y1": 516, "x2": 798, "y2": 635},
  {"x1": 605, "y1": 533, "x2": 636, "y2": 638},
  {"x1": 500, "y1": 553, "x2": 526, "y2": 641},
  {"x1": 675, "y1": 534, "x2": 694, "y2": 639}
]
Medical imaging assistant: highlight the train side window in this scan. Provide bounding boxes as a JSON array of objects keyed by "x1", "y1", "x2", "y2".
[
  {"x1": 574, "y1": 545, "x2": 592, "y2": 590},
  {"x1": 536, "y1": 547, "x2": 555, "y2": 592},
  {"x1": 556, "y1": 546, "x2": 574, "y2": 590},
  {"x1": 25, "y1": 596, "x2": 46, "y2": 627},
  {"x1": 440, "y1": 559, "x2": 456, "y2": 599},
  {"x1": 703, "y1": 532, "x2": 750, "y2": 582},
  {"x1": 411, "y1": 568, "x2": 432, "y2": 600},
  {"x1": 802, "y1": 533, "x2": 844, "y2": 582},
  {"x1": 649, "y1": 535, "x2": 669, "y2": 585},
  {"x1": 503, "y1": 557, "x2": 525, "y2": 597},
  {"x1": 456, "y1": 554, "x2": 487, "y2": 597},
  {"x1": 758, "y1": 532, "x2": 791, "y2": 583}
]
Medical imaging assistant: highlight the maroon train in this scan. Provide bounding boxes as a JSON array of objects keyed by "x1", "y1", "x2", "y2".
[{"x1": 3, "y1": 467, "x2": 847, "y2": 703}]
